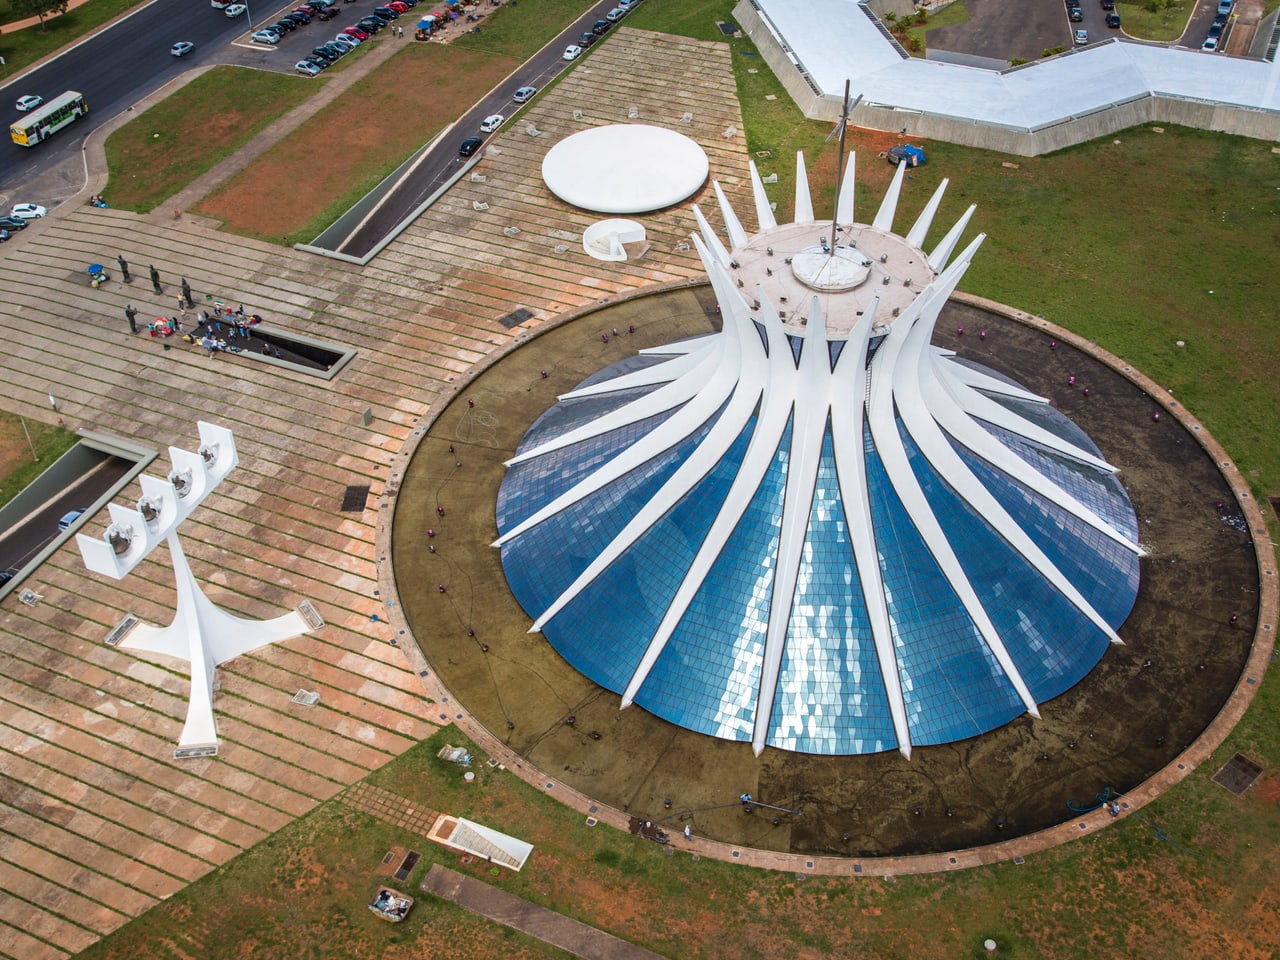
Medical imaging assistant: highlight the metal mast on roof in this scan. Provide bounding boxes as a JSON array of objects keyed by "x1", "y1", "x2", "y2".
[{"x1": 827, "y1": 80, "x2": 862, "y2": 254}]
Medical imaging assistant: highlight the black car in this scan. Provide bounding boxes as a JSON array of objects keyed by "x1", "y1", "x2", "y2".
[
  {"x1": 284, "y1": 11, "x2": 310, "y2": 23},
  {"x1": 0, "y1": 216, "x2": 29, "y2": 231},
  {"x1": 320, "y1": 40, "x2": 347, "y2": 56},
  {"x1": 458, "y1": 136, "x2": 483, "y2": 157},
  {"x1": 358, "y1": 15, "x2": 386, "y2": 30},
  {"x1": 372, "y1": 5, "x2": 400, "y2": 18},
  {"x1": 1106, "y1": 12, "x2": 1121, "y2": 26},
  {"x1": 578, "y1": 31, "x2": 596, "y2": 47},
  {"x1": 1069, "y1": 6, "x2": 1082, "y2": 20},
  {"x1": 304, "y1": 54, "x2": 331, "y2": 69},
  {"x1": 272, "y1": 19, "x2": 295, "y2": 32},
  {"x1": 310, "y1": 47, "x2": 337, "y2": 62},
  {"x1": 592, "y1": 19, "x2": 610, "y2": 35}
]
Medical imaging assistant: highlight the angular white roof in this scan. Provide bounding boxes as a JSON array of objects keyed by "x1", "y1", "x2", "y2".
[{"x1": 756, "y1": 0, "x2": 1280, "y2": 125}]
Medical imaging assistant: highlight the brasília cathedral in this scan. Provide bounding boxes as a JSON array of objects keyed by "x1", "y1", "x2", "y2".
[{"x1": 494, "y1": 153, "x2": 1141, "y2": 758}]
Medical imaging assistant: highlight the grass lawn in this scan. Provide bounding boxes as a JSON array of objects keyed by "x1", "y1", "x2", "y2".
[
  {"x1": 0, "y1": 413, "x2": 77, "y2": 511},
  {"x1": 75, "y1": 725, "x2": 1280, "y2": 959},
  {"x1": 1113, "y1": 0, "x2": 1193, "y2": 41},
  {"x1": 103, "y1": 68, "x2": 315, "y2": 213}
]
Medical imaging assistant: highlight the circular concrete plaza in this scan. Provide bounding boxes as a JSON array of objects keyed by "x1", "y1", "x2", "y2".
[
  {"x1": 541, "y1": 124, "x2": 710, "y2": 214},
  {"x1": 390, "y1": 286, "x2": 1264, "y2": 863}
]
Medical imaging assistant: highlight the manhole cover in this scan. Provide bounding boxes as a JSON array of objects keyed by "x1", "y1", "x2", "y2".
[
  {"x1": 341, "y1": 484, "x2": 370, "y2": 512},
  {"x1": 1212, "y1": 753, "x2": 1263, "y2": 795}
]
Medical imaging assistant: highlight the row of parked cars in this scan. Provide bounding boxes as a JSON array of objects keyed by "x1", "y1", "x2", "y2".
[
  {"x1": 279, "y1": 0, "x2": 416, "y2": 74},
  {"x1": 1203, "y1": 0, "x2": 1231, "y2": 51}
]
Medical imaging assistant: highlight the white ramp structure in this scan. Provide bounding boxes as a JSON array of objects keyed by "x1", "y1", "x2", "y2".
[
  {"x1": 495, "y1": 154, "x2": 1143, "y2": 759},
  {"x1": 77, "y1": 422, "x2": 313, "y2": 758}
]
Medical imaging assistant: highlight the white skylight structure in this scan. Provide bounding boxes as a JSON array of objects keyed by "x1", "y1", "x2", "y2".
[{"x1": 495, "y1": 155, "x2": 1141, "y2": 757}]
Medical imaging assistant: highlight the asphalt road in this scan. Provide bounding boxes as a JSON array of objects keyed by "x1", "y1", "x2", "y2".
[
  {"x1": 0, "y1": 453, "x2": 132, "y2": 577},
  {"x1": 338, "y1": 0, "x2": 625, "y2": 258},
  {"x1": 2, "y1": 0, "x2": 256, "y2": 195}
]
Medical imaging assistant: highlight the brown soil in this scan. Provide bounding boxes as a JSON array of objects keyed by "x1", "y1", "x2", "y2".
[{"x1": 194, "y1": 43, "x2": 520, "y2": 238}]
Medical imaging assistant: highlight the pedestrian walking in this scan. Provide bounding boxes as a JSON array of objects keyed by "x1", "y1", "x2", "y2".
[{"x1": 683, "y1": 825, "x2": 691, "y2": 841}]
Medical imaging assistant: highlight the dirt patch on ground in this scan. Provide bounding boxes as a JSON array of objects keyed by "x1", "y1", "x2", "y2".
[{"x1": 194, "y1": 42, "x2": 519, "y2": 238}]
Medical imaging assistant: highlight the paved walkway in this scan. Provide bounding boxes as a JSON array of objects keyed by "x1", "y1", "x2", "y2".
[
  {"x1": 0, "y1": 27, "x2": 748, "y2": 960},
  {"x1": 421, "y1": 864, "x2": 671, "y2": 960}
]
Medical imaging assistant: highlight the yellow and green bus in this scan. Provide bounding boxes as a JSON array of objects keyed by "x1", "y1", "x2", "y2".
[{"x1": 10, "y1": 91, "x2": 88, "y2": 147}]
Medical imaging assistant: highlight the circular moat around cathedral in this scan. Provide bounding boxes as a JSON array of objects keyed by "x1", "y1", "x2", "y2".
[{"x1": 389, "y1": 286, "x2": 1261, "y2": 860}]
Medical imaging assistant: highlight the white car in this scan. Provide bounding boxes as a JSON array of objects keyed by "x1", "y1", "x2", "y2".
[
  {"x1": 1073, "y1": 28, "x2": 1088, "y2": 44},
  {"x1": 226, "y1": 3, "x2": 248, "y2": 16},
  {"x1": 296, "y1": 60, "x2": 322, "y2": 76},
  {"x1": 512, "y1": 85, "x2": 537, "y2": 103},
  {"x1": 11, "y1": 203, "x2": 47, "y2": 220},
  {"x1": 479, "y1": 114, "x2": 505, "y2": 133},
  {"x1": 171, "y1": 41, "x2": 195, "y2": 57},
  {"x1": 1201, "y1": 36, "x2": 1219, "y2": 51},
  {"x1": 605, "y1": 6, "x2": 626, "y2": 21},
  {"x1": 563, "y1": 44, "x2": 582, "y2": 61},
  {"x1": 15, "y1": 94, "x2": 43, "y2": 112},
  {"x1": 331, "y1": 34, "x2": 359, "y2": 49},
  {"x1": 252, "y1": 29, "x2": 280, "y2": 44}
]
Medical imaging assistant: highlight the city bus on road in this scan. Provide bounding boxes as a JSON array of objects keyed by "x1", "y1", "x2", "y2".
[{"x1": 10, "y1": 91, "x2": 88, "y2": 147}]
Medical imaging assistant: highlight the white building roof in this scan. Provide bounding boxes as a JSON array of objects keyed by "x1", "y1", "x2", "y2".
[{"x1": 756, "y1": 0, "x2": 1280, "y2": 126}]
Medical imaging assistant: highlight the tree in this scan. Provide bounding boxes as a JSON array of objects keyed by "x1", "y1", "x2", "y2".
[{"x1": 11, "y1": 0, "x2": 70, "y2": 32}]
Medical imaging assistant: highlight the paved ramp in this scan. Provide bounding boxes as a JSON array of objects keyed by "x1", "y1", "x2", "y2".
[{"x1": 420, "y1": 864, "x2": 669, "y2": 960}]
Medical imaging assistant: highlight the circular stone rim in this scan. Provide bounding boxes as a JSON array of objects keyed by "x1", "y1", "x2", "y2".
[{"x1": 541, "y1": 124, "x2": 710, "y2": 214}]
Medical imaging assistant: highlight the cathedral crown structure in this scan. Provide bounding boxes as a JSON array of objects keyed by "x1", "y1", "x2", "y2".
[{"x1": 495, "y1": 153, "x2": 1141, "y2": 757}]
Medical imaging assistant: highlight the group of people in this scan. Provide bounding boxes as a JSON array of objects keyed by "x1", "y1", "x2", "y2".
[{"x1": 89, "y1": 194, "x2": 109, "y2": 208}]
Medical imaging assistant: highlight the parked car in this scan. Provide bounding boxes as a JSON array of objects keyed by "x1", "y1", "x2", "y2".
[
  {"x1": 342, "y1": 25, "x2": 369, "y2": 38},
  {"x1": 282, "y1": 13, "x2": 308, "y2": 25},
  {"x1": 358, "y1": 15, "x2": 386, "y2": 30},
  {"x1": 312, "y1": 45, "x2": 339, "y2": 59},
  {"x1": 1106, "y1": 12, "x2": 1121, "y2": 26},
  {"x1": 1216, "y1": 0, "x2": 1232, "y2": 14},
  {"x1": 1069, "y1": 6, "x2": 1083, "y2": 21},
  {"x1": 564, "y1": 44, "x2": 583, "y2": 60},
  {"x1": 170, "y1": 41, "x2": 195, "y2": 57},
  {"x1": 321, "y1": 40, "x2": 348, "y2": 56},
  {"x1": 304, "y1": 54, "x2": 332, "y2": 69},
  {"x1": 458, "y1": 136, "x2": 484, "y2": 157},
  {"x1": 480, "y1": 113, "x2": 505, "y2": 133},
  {"x1": 578, "y1": 32, "x2": 596, "y2": 47},
  {"x1": 1100, "y1": 0, "x2": 1114, "y2": 8},
  {"x1": 210, "y1": 0, "x2": 230, "y2": 7},
  {"x1": 1073, "y1": 28, "x2": 1088, "y2": 43},
  {"x1": 15, "y1": 94, "x2": 43, "y2": 112},
  {"x1": 331, "y1": 33, "x2": 359, "y2": 49},
  {"x1": 1202, "y1": 35, "x2": 1219, "y2": 50},
  {"x1": 253, "y1": 29, "x2": 281, "y2": 44},
  {"x1": 11, "y1": 203, "x2": 47, "y2": 220},
  {"x1": 296, "y1": 60, "x2": 322, "y2": 75},
  {"x1": 225, "y1": 3, "x2": 248, "y2": 16},
  {"x1": 1207, "y1": 21, "x2": 1223, "y2": 36},
  {"x1": 605, "y1": 7, "x2": 626, "y2": 22},
  {"x1": 270, "y1": 20, "x2": 295, "y2": 33},
  {"x1": 288, "y1": 9, "x2": 312, "y2": 21},
  {"x1": 372, "y1": 6, "x2": 400, "y2": 19},
  {"x1": 0, "y1": 215, "x2": 29, "y2": 230},
  {"x1": 618, "y1": 0, "x2": 640, "y2": 8},
  {"x1": 387, "y1": 1, "x2": 411, "y2": 11},
  {"x1": 58, "y1": 509, "x2": 85, "y2": 532},
  {"x1": 592, "y1": 19, "x2": 610, "y2": 35}
]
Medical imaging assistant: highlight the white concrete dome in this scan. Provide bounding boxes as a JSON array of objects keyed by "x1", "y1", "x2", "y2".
[{"x1": 541, "y1": 124, "x2": 709, "y2": 214}]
